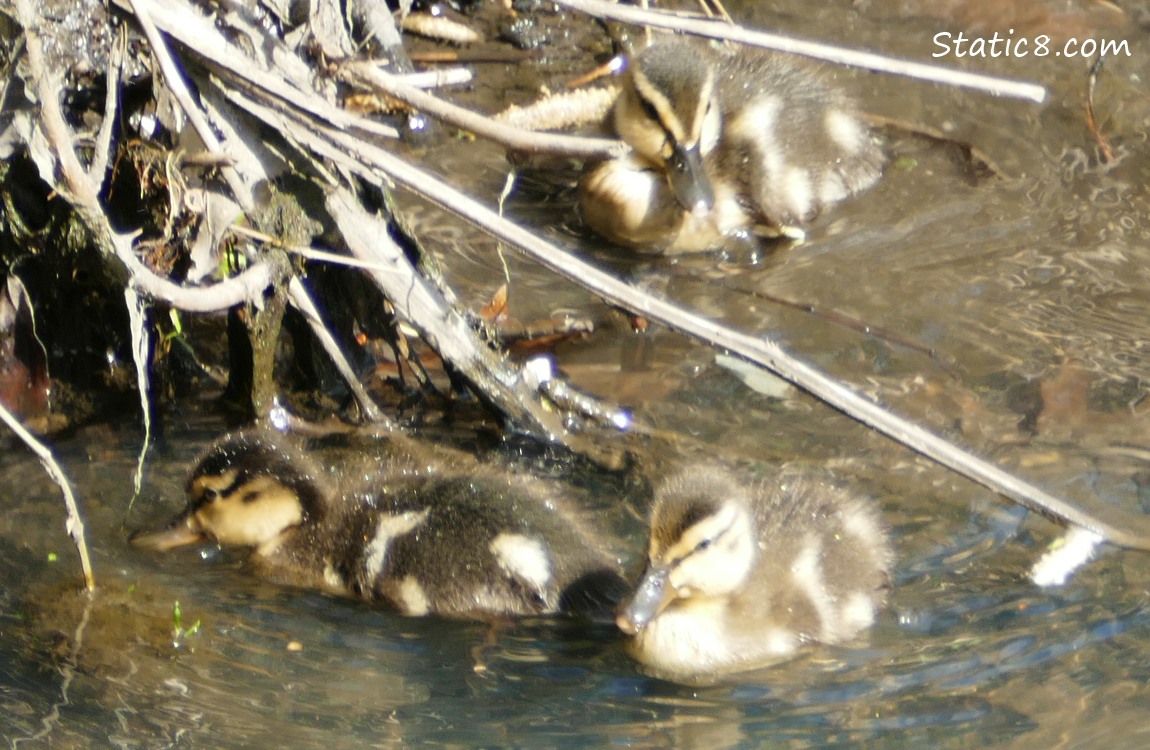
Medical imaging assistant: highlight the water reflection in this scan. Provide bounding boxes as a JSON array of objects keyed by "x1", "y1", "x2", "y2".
[{"x1": 5, "y1": 419, "x2": 1150, "y2": 748}]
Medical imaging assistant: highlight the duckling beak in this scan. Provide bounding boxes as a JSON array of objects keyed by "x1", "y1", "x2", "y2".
[
  {"x1": 616, "y1": 565, "x2": 676, "y2": 635},
  {"x1": 129, "y1": 515, "x2": 207, "y2": 552},
  {"x1": 666, "y1": 143, "x2": 714, "y2": 214}
]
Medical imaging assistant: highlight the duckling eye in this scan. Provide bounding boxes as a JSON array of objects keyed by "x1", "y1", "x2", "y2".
[
  {"x1": 695, "y1": 537, "x2": 713, "y2": 553},
  {"x1": 201, "y1": 487, "x2": 220, "y2": 502}
]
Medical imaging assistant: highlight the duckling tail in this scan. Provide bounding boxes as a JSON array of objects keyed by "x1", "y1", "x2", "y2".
[{"x1": 559, "y1": 569, "x2": 630, "y2": 623}]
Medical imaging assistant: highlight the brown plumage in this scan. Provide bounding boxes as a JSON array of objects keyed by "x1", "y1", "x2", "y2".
[
  {"x1": 580, "y1": 38, "x2": 884, "y2": 253},
  {"x1": 132, "y1": 431, "x2": 627, "y2": 620}
]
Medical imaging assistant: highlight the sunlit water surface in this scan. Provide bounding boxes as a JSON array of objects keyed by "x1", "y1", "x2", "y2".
[{"x1": 5, "y1": 1, "x2": 1150, "y2": 748}]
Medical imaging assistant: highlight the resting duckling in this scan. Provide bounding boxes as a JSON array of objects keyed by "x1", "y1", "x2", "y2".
[
  {"x1": 618, "y1": 466, "x2": 892, "y2": 677},
  {"x1": 580, "y1": 38, "x2": 884, "y2": 253},
  {"x1": 132, "y1": 431, "x2": 627, "y2": 620}
]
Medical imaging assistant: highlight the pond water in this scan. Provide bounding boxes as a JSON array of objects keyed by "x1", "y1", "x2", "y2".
[{"x1": 5, "y1": 0, "x2": 1150, "y2": 747}]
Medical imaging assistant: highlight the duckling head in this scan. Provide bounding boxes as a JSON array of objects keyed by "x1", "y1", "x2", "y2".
[
  {"x1": 131, "y1": 432, "x2": 325, "y2": 555},
  {"x1": 615, "y1": 41, "x2": 722, "y2": 215},
  {"x1": 618, "y1": 470, "x2": 756, "y2": 635}
]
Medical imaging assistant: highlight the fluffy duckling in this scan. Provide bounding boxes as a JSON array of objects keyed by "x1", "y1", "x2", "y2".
[
  {"x1": 132, "y1": 432, "x2": 627, "y2": 619},
  {"x1": 580, "y1": 38, "x2": 884, "y2": 253},
  {"x1": 618, "y1": 466, "x2": 892, "y2": 677}
]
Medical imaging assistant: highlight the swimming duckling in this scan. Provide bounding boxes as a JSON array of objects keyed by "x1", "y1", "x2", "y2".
[
  {"x1": 618, "y1": 466, "x2": 892, "y2": 677},
  {"x1": 580, "y1": 38, "x2": 884, "y2": 253},
  {"x1": 132, "y1": 431, "x2": 627, "y2": 620}
]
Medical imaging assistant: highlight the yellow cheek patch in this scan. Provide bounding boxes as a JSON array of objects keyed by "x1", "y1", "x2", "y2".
[{"x1": 194, "y1": 476, "x2": 302, "y2": 547}]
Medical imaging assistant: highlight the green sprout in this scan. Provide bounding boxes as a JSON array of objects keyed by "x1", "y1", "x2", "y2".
[
  {"x1": 171, "y1": 600, "x2": 202, "y2": 648},
  {"x1": 161, "y1": 309, "x2": 184, "y2": 344}
]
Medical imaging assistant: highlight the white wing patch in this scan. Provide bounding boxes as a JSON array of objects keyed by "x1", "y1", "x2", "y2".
[
  {"x1": 841, "y1": 591, "x2": 877, "y2": 633},
  {"x1": 363, "y1": 509, "x2": 429, "y2": 580},
  {"x1": 824, "y1": 109, "x2": 867, "y2": 155},
  {"x1": 790, "y1": 534, "x2": 836, "y2": 640},
  {"x1": 782, "y1": 166, "x2": 814, "y2": 220},
  {"x1": 490, "y1": 533, "x2": 552, "y2": 593},
  {"x1": 397, "y1": 575, "x2": 430, "y2": 616},
  {"x1": 323, "y1": 561, "x2": 346, "y2": 593},
  {"x1": 842, "y1": 503, "x2": 883, "y2": 546}
]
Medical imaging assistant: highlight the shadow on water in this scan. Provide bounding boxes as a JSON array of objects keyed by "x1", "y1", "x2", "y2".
[{"x1": 6, "y1": 0, "x2": 1150, "y2": 747}]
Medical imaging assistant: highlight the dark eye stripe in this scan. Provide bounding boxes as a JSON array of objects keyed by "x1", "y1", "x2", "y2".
[
  {"x1": 686, "y1": 516, "x2": 734, "y2": 561},
  {"x1": 196, "y1": 474, "x2": 246, "y2": 505},
  {"x1": 640, "y1": 95, "x2": 661, "y2": 125}
]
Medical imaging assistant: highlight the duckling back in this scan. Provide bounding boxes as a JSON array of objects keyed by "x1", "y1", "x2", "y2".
[
  {"x1": 620, "y1": 466, "x2": 892, "y2": 677},
  {"x1": 339, "y1": 471, "x2": 628, "y2": 619},
  {"x1": 714, "y1": 50, "x2": 884, "y2": 228},
  {"x1": 739, "y1": 467, "x2": 892, "y2": 643}
]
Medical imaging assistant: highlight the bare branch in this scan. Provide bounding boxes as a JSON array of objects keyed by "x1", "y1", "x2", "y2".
[
  {"x1": 553, "y1": 0, "x2": 1048, "y2": 103},
  {"x1": 228, "y1": 225, "x2": 402, "y2": 273},
  {"x1": 325, "y1": 186, "x2": 574, "y2": 437},
  {"x1": 392, "y1": 67, "x2": 474, "y2": 89},
  {"x1": 286, "y1": 277, "x2": 394, "y2": 427},
  {"x1": 0, "y1": 401, "x2": 95, "y2": 590},
  {"x1": 338, "y1": 62, "x2": 627, "y2": 159},
  {"x1": 86, "y1": 27, "x2": 122, "y2": 183},
  {"x1": 120, "y1": 3, "x2": 392, "y2": 423}
]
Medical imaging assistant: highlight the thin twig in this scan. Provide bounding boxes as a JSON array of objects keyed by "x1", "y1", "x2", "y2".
[
  {"x1": 0, "y1": 401, "x2": 95, "y2": 590},
  {"x1": 552, "y1": 0, "x2": 1048, "y2": 103},
  {"x1": 125, "y1": 287, "x2": 152, "y2": 508},
  {"x1": 1085, "y1": 55, "x2": 1114, "y2": 163},
  {"x1": 390, "y1": 67, "x2": 474, "y2": 89},
  {"x1": 86, "y1": 27, "x2": 122, "y2": 183},
  {"x1": 286, "y1": 277, "x2": 393, "y2": 426},
  {"x1": 229, "y1": 224, "x2": 402, "y2": 273},
  {"x1": 338, "y1": 61, "x2": 627, "y2": 158},
  {"x1": 704, "y1": 275, "x2": 948, "y2": 366}
]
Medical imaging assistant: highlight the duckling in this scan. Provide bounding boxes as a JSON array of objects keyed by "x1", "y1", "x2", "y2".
[
  {"x1": 131, "y1": 431, "x2": 628, "y2": 620},
  {"x1": 580, "y1": 38, "x2": 884, "y2": 253},
  {"x1": 618, "y1": 466, "x2": 892, "y2": 677}
]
